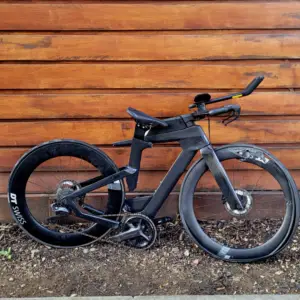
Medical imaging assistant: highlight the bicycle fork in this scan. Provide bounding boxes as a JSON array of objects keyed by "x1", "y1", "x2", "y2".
[{"x1": 201, "y1": 145, "x2": 243, "y2": 210}]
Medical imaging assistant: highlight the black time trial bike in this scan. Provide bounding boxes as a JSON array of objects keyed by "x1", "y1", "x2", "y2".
[{"x1": 8, "y1": 76, "x2": 300, "y2": 262}]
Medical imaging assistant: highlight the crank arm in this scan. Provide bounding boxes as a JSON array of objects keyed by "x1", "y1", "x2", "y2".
[
  {"x1": 201, "y1": 145, "x2": 243, "y2": 209},
  {"x1": 61, "y1": 166, "x2": 136, "y2": 203},
  {"x1": 68, "y1": 201, "x2": 120, "y2": 229},
  {"x1": 109, "y1": 226, "x2": 141, "y2": 243}
]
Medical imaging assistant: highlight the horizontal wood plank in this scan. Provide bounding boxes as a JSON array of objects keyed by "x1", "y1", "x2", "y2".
[
  {"x1": 2, "y1": 119, "x2": 300, "y2": 146},
  {"x1": 1, "y1": 146, "x2": 300, "y2": 172},
  {"x1": 1, "y1": 169, "x2": 300, "y2": 193},
  {"x1": 0, "y1": 92, "x2": 299, "y2": 119},
  {"x1": 1, "y1": 1, "x2": 299, "y2": 224},
  {"x1": 1, "y1": 2, "x2": 300, "y2": 30},
  {"x1": 1, "y1": 33, "x2": 300, "y2": 61},
  {"x1": 0, "y1": 192, "x2": 285, "y2": 222},
  {"x1": 0, "y1": 62, "x2": 300, "y2": 89}
]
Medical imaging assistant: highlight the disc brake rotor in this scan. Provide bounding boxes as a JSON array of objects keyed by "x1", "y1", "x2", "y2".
[{"x1": 224, "y1": 189, "x2": 253, "y2": 217}]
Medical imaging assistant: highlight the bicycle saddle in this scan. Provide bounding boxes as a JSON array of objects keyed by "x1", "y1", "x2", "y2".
[{"x1": 127, "y1": 107, "x2": 168, "y2": 128}]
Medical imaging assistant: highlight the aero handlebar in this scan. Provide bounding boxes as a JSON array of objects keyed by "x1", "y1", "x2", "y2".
[{"x1": 208, "y1": 76, "x2": 264, "y2": 105}]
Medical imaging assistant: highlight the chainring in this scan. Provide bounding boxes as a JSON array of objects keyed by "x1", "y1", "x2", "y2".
[{"x1": 121, "y1": 214, "x2": 157, "y2": 250}]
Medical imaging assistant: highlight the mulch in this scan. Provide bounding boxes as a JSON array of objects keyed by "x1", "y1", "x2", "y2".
[{"x1": 1, "y1": 222, "x2": 300, "y2": 297}]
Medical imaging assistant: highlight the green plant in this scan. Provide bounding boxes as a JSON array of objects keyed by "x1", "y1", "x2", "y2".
[{"x1": 0, "y1": 247, "x2": 12, "y2": 260}]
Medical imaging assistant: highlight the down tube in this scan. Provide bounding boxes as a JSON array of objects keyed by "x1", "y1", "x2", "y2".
[{"x1": 142, "y1": 149, "x2": 197, "y2": 218}]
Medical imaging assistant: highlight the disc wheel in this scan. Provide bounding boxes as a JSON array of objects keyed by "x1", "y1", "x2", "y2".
[
  {"x1": 8, "y1": 139, "x2": 125, "y2": 247},
  {"x1": 179, "y1": 144, "x2": 299, "y2": 262}
]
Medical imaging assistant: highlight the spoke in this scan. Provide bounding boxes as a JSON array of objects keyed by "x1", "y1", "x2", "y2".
[
  {"x1": 250, "y1": 173, "x2": 264, "y2": 195},
  {"x1": 232, "y1": 159, "x2": 236, "y2": 189},
  {"x1": 253, "y1": 208, "x2": 283, "y2": 211},
  {"x1": 53, "y1": 158, "x2": 63, "y2": 184},
  {"x1": 197, "y1": 212, "x2": 230, "y2": 218},
  {"x1": 194, "y1": 201, "x2": 223, "y2": 209},
  {"x1": 194, "y1": 195, "x2": 284, "y2": 211},
  {"x1": 57, "y1": 156, "x2": 63, "y2": 183},
  {"x1": 36, "y1": 175, "x2": 53, "y2": 193},
  {"x1": 28, "y1": 180, "x2": 51, "y2": 191},
  {"x1": 77, "y1": 157, "x2": 82, "y2": 182},
  {"x1": 68, "y1": 155, "x2": 72, "y2": 177}
]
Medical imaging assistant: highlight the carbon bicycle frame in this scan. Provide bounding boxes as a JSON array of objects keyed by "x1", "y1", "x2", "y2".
[
  {"x1": 61, "y1": 114, "x2": 243, "y2": 227},
  {"x1": 141, "y1": 117, "x2": 242, "y2": 217}
]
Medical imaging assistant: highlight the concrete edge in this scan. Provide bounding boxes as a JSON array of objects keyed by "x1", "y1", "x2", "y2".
[{"x1": 1, "y1": 295, "x2": 300, "y2": 300}]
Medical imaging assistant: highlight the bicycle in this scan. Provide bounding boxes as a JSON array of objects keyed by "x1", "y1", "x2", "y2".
[{"x1": 8, "y1": 76, "x2": 300, "y2": 262}]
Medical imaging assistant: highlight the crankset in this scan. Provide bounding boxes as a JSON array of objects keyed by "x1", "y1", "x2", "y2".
[{"x1": 109, "y1": 214, "x2": 157, "y2": 249}]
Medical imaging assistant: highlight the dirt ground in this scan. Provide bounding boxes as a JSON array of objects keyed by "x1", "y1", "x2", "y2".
[{"x1": 1, "y1": 222, "x2": 300, "y2": 297}]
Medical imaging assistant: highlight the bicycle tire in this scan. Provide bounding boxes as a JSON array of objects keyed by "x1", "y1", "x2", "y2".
[
  {"x1": 8, "y1": 139, "x2": 125, "y2": 248},
  {"x1": 179, "y1": 144, "x2": 300, "y2": 262}
]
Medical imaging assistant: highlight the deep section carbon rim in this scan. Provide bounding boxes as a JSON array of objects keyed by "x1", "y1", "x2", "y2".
[
  {"x1": 8, "y1": 140, "x2": 124, "y2": 247},
  {"x1": 180, "y1": 144, "x2": 298, "y2": 262}
]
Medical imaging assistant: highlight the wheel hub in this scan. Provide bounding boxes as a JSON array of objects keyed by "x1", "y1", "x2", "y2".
[
  {"x1": 55, "y1": 179, "x2": 83, "y2": 206},
  {"x1": 224, "y1": 189, "x2": 253, "y2": 217}
]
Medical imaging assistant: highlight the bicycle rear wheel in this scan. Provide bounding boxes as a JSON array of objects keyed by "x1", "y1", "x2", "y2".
[
  {"x1": 8, "y1": 139, "x2": 125, "y2": 247},
  {"x1": 179, "y1": 144, "x2": 299, "y2": 262}
]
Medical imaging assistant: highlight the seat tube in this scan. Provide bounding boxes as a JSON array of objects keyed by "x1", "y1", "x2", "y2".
[{"x1": 201, "y1": 145, "x2": 243, "y2": 209}]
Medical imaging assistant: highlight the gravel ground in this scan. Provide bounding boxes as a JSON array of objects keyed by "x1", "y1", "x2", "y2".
[{"x1": 1, "y1": 222, "x2": 300, "y2": 297}]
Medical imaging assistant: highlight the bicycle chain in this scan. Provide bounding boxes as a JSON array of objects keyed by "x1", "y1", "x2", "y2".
[{"x1": 49, "y1": 212, "x2": 157, "y2": 250}]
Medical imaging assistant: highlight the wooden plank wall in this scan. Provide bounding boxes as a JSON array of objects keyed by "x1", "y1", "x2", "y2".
[{"x1": 1, "y1": 1, "x2": 300, "y2": 220}]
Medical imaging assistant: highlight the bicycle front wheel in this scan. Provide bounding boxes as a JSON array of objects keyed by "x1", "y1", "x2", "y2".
[{"x1": 179, "y1": 144, "x2": 299, "y2": 262}]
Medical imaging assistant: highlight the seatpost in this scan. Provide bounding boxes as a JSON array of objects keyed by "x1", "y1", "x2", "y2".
[
  {"x1": 127, "y1": 124, "x2": 152, "y2": 191},
  {"x1": 133, "y1": 123, "x2": 147, "y2": 139}
]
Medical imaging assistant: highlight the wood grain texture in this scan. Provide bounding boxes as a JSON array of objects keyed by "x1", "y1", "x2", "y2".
[
  {"x1": 1, "y1": 1, "x2": 300, "y2": 222},
  {"x1": 0, "y1": 92, "x2": 300, "y2": 119},
  {"x1": 0, "y1": 169, "x2": 299, "y2": 193},
  {"x1": 1, "y1": 146, "x2": 300, "y2": 172},
  {"x1": 0, "y1": 62, "x2": 300, "y2": 89},
  {"x1": 1, "y1": 119, "x2": 300, "y2": 146},
  {"x1": 1, "y1": 2, "x2": 300, "y2": 30},
  {"x1": 0, "y1": 192, "x2": 285, "y2": 222},
  {"x1": 1, "y1": 33, "x2": 300, "y2": 61}
]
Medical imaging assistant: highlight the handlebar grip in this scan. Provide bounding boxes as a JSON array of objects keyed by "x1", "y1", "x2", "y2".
[
  {"x1": 208, "y1": 106, "x2": 231, "y2": 116},
  {"x1": 208, "y1": 105, "x2": 240, "y2": 116},
  {"x1": 243, "y1": 76, "x2": 264, "y2": 96}
]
